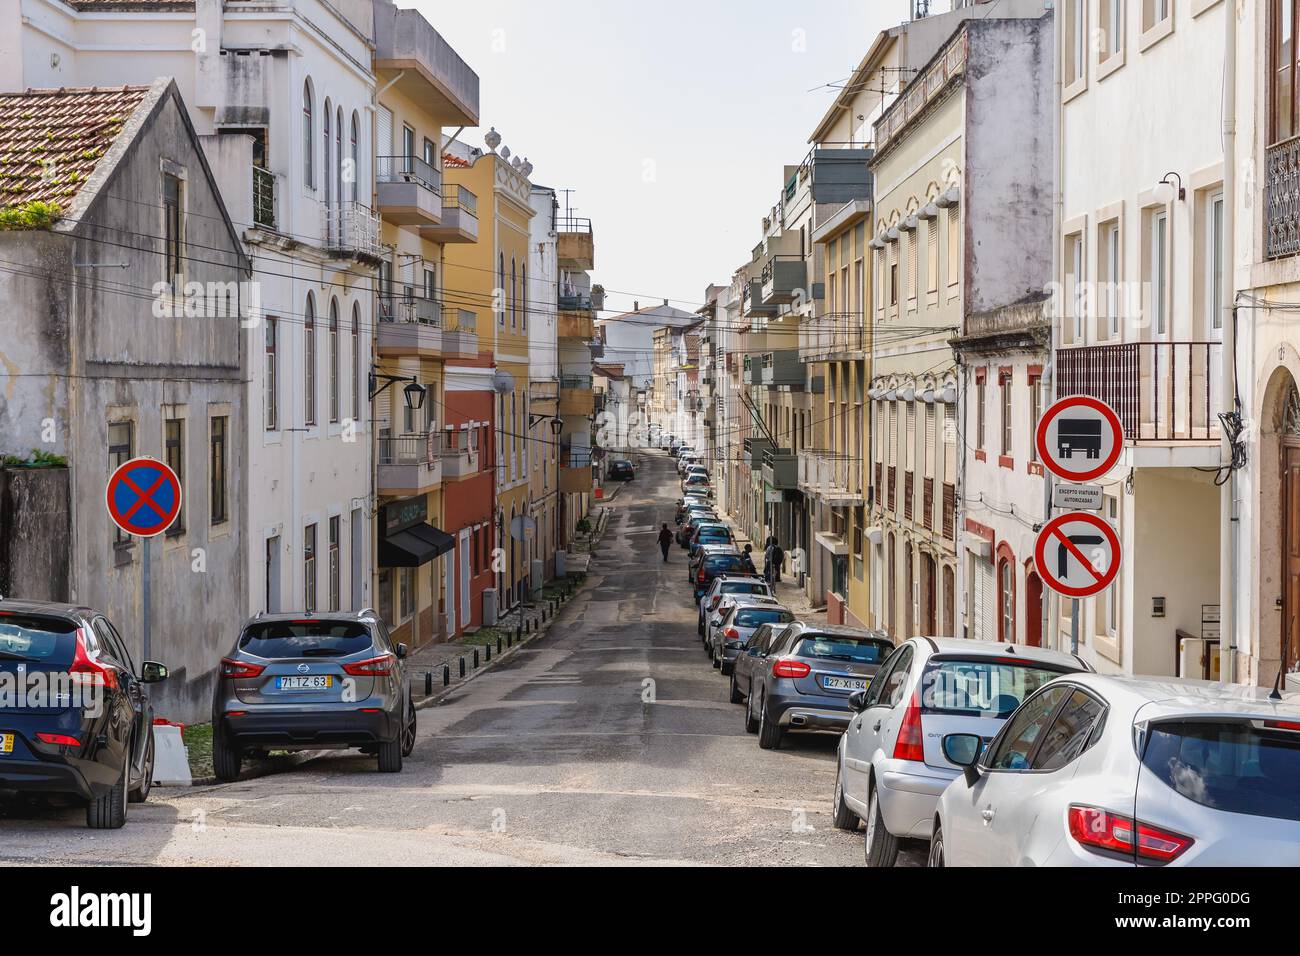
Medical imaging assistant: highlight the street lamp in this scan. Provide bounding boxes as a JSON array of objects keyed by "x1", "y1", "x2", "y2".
[
  {"x1": 528, "y1": 414, "x2": 564, "y2": 436},
  {"x1": 1153, "y1": 171, "x2": 1185, "y2": 204},
  {"x1": 369, "y1": 369, "x2": 427, "y2": 409}
]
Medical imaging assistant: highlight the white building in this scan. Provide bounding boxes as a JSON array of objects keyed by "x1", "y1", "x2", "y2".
[
  {"x1": 598, "y1": 301, "x2": 700, "y2": 392},
  {"x1": 6, "y1": 0, "x2": 383, "y2": 616}
]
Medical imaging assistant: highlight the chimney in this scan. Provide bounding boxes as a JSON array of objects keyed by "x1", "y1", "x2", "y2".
[{"x1": 633, "y1": 301, "x2": 639, "y2": 312}]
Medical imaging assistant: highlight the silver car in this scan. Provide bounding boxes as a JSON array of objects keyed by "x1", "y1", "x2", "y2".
[
  {"x1": 212, "y1": 610, "x2": 415, "y2": 780},
  {"x1": 834, "y1": 637, "x2": 1088, "y2": 867},
  {"x1": 697, "y1": 574, "x2": 773, "y2": 635},
  {"x1": 931, "y1": 674, "x2": 1300, "y2": 867},
  {"x1": 708, "y1": 599, "x2": 793, "y2": 675}
]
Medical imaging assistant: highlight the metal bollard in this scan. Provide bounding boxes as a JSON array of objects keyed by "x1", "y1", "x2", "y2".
[
  {"x1": 443, "y1": 664, "x2": 450, "y2": 686},
  {"x1": 459, "y1": 657, "x2": 465, "y2": 678},
  {"x1": 513, "y1": 628, "x2": 519, "y2": 645},
  {"x1": 425, "y1": 671, "x2": 433, "y2": 695},
  {"x1": 485, "y1": 644, "x2": 491, "y2": 662},
  {"x1": 499, "y1": 635, "x2": 504, "y2": 654},
  {"x1": 473, "y1": 648, "x2": 479, "y2": 668}
]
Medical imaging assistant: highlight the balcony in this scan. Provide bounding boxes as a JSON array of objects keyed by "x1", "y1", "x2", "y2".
[
  {"x1": 762, "y1": 448, "x2": 798, "y2": 490},
  {"x1": 376, "y1": 295, "x2": 442, "y2": 356},
  {"x1": 442, "y1": 310, "x2": 479, "y2": 358},
  {"x1": 441, "y1": 436, "x2": 481, "y2": 481},
  {"x1": 743, "y1": 437, "x2": 773, "y2": 468},
  {"x1": 1266, "y1": 135, "x2": 1300, "y2": 259},
  {"x1": 799, "y1": 450, "x2": 864, "y2": 505},
  {"x1": 560, "y1": 447, "x2": 593, "y2": 493},
  {"x1": 760, "y1": 255, "x2": 807, "y2": 306},
  {"x1": 800, "y1": 312, "x2": 867, "y2": 362},
  {"x1": 1057, "y1": 341, "x2": 1222, "y2": 444},
  {"x1": 559, "y1": 375, "x2": 595, "y2": 416},
  {"x1": 801, "y1": 145, "x2": 874, "y2": 206},
  {"x1": 743, "y1": 280, "x2": 778, "y2": 319},
  {"x1": 322, "y1": 201, "x2": 382, "y2": 262},
  {"x1": 422, "y1": 185, "x2": 478, "y2": 243},
  {"x1": 376, "y1": 156, "x2": 442, "y2": 227},
  {"x1": 373, "y1": 2, "x2": 479, "y2": 126},
  {"x1": 378, "y1": 432, "x2": 443, "y2": 496},
  {"x1": 558, "y1": 309, "x2": 595, "y2": 340},
  {"x1": 744, "y1": 359, "x2": 764, "y2": 386},
  {"x1": 761, "y1": 349, "x2": 804, "y2": 388},
  {"x1": 252, "y1": 166, "x2": 276, "y2": 230},
  {"x1": 557, "y1": 216, "x2": 594, "y2": 270}
]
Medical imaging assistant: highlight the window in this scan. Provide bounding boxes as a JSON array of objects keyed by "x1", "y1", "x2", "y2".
[
  {"x1": 1065, "y1": 0, "x2": 1086, "y2": 84},
  {"x1": 304, "y1": 293, "x2": 317, "y2": 425},
  {"x1": 946, "y1": 206, "x2": 960, "y2": 287},
  {"x1": 210, "y1": 416, "x2": 228, "y2": 525},
  {"x1": 400, "y1": 567, "x2": 415, "y2": 619},
  {"x1": 1103, "y1": 496, "x2": 1119, "y2": 634},
  {"x1": 423, "y1": 137, "x2": 436, "y2": 168},
  {"x1": 265, "y1": 317, "x2": 279, "y2": 430},
  {"x1": 498, "y1": 254, "x2": 506, "y2": 325},
  {"x1": 328, "y1": 515, "x2": 340, "y2": 612},
  {"x1": 328, "y1": 299, "x2": 340, "y2": 423},
  {"x1": 1150, "y1": 209, "x2": 1168, "y2": 335},
  {"x1": 323, "y1": 100, "x2": 332, "y2": 211},
  {"x1": 1028, "y1": 371, "x2": 1043, "y2": 463},
  {"x1": 1033, "y1": 690, "x2": 1106, "y2": 771},
  {"x1": 378, "y1": 568, "x2": 393, "y2": 625},
  {"x1": 1142, "y1": 0, "x2": 1171, "y2": 33},
  {"x1": 926, "y1": 219, "x2": 939, "y2": 293},
  {"x1": 989, "y1": 686, "x2": 1070, "y2": 770},
  {"x1": 1065, "y1": 232, "x2": 1085, "y2": 343},
  {"x1": 335, "y1": 106, "x2": 343, "y2": 213},
  {"x1": 1208, "y1": 191, "x2": 1224, "y2": 332},
  {"x1": 304, "y1": 523, "x2": 318, "y2": 612},
  {"x1": 1000, "y1": 372, "x2": 1013, "y2": 458},
  {"x1": 351, "y1": 303, "x2": 361, "y2": 418},
  {"x1": 510, "y1": 258, "x2": 517, "y2": 327},
  {"x1": 164, "y1": 417, "x2": 185, "y2": 536},
  {"x1": 889, "y1": 260, "x2": 898, "y2": 306},
  {"x1": 303, "y1": 80, "x2": 314, "y2": 188},
  {"x1": 999, "y1": 557, "x2": 1014, "y2": 642},
  {"x1": 163, "y1": 172, "x2": 183, "y2": 294},
  {"x1": 1100, "y1": 220, "x2": 1121, "y2": 340},
  {"x1": 1100, "y1": 0, "x2": 1124, "y2": 61},
  {"x1": 976, "y1": 374, "x2": 987, "y2": 451},
  {"x1": 1273, "y1": 0, "x2": 1298, "y2": 143},
  {"x1": 521, "y1": 264, "x2": 527, "y2": 332},
  {"x1": 906, "y1": 229, "x2": 918, "y2": 303},
  {"x1": 350, "y1": 112, "x2": 360, "y2": 202},
  {"x1": 403, "y1": 125, "x2": 415, "y2": 162},
  {"x1": 109, "y1": 421, "x2": 133, "y2": 547}
]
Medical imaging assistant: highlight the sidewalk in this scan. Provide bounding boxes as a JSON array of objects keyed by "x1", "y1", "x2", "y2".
[{"x1": 717, "y1": 515, "x2": 827, "y2": 627}]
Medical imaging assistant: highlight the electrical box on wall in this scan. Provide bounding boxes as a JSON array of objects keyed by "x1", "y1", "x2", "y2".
[{"x1": 1152, "y1": 596, "x2": 1166, "y2": 618}]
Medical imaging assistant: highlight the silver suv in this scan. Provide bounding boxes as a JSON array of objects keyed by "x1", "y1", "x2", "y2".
[{"x1": 212, "y1": 610, "x2": 415, "y2": 780}]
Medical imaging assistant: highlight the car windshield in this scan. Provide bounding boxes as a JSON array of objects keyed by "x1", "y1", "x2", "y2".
[
  {"x1": 0, "y1": 614, "x2": 78, "y2": 664},
  {"x1": 921, "y1": 659, "x2": 1068, "y2": 717},
  {"x1": 705, "y1": 556, "x2": 745, "y2": 573},
  {"x1": 1141, "y1": 719, "x2": 1300, "y2": 823},
  {"x1": 795, "y1": 634, "x2": 893, "y2": 664},
  {"x1": 238, "y1": 620, "x2": 374, "y2": 659},
  {"x1": 723, "y1": 582, "x2": 768, "y2": 596},
  {"x1": 698, "y1": 529, "x2": 730, "y2": 540},
  {"x1": 734, "y1": 608, "x2": 793, "y2": 628}
]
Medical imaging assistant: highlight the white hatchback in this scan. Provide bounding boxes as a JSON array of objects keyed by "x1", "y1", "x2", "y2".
[{"x1": 931, "y1": 674, "x2": 1300, "y2": 866}]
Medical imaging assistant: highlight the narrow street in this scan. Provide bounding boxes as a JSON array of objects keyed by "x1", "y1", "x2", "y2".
[{"x1": 0, "y1": 454, "x2": 922, "y2": 866}]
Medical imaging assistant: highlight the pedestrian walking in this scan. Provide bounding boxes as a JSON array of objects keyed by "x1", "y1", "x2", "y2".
[
  {"x1": 771, "y1": 543, "x2": 786, "y2": 584},
  {"x1": 763, "y1": 539, "x2": 775, "y2": 583},
  {"x1": 740, "y1": 543, "x2": 757, "y2": 575},
  {"x1": 657, "y1": 523, "x2": 674, "y2": 563}
]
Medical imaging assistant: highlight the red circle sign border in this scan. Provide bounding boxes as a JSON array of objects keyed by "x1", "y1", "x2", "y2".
[
  {"x1": 1034, "y1": 512, "x2": 1121, "y2": 599},
  {"x1": 105, "y1": 456, "x2": 183, "y2": 539},
  {"x1": 1035, "y1": 395, "x2": 1124, "y2": 483}
]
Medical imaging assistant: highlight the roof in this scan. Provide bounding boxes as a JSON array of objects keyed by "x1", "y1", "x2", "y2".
[
  {"x1": 1069, "y1": 673, "x2": 1300, "y2": 720},
  {"x1": 0, "y1": 85, "x2": 151, "y2": 211},
  {"x1": 64, "y1": 0, "x2": 194, "y2": 8},
  {"x1": 592, "y1": 363, "x2": 626, "y2": 381},
  {"x1": 920, "y1": 636, "x2": 1086, "y2": 672}
]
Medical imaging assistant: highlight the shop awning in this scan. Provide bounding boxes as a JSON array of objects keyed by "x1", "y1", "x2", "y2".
[{"x1": 378, "y1": 523, "x2": 456, "y2": 568}]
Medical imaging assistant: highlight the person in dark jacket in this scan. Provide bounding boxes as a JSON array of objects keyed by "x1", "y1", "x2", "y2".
[
  {"x1": 657, "y1": 524, "x2": 674, "y2": 562},
  {"x1": 770, "y1": 543, "x2": 786, "y2": 583},
  {"x1": 740, "y1": 544, "x2": 757, "y2": 574}
]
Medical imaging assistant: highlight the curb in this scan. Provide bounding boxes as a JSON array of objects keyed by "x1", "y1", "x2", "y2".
[{"x1": 188, "y1": 751, "x2": 319, "y2": 788}]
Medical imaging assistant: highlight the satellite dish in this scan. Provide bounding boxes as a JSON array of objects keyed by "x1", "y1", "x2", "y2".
[{"x1": 492, "y1": 370, "x2": 515, "y2": 394}]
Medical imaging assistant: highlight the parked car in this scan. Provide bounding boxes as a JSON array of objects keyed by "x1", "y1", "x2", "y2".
[
  {"x1": 709, "y1": 601, "x2": 794, "y2": 674},
  {"x1": 213, "y1": 610, "x2": 416, "y2": 780},
  {"x1": 693, "y1": 551, "x2": 750, "y2": 600},
  {"x1": 729, "y1": 622, "x2": 785, "y2": 708},
  {"x1": 748, "y1": 623, "x2": 894, "y2": 751},
  {"x1": 607, "y1": 459, "x2": 635, "y2": 481},
  {"x1": 930, "y1": 674, "x2": 1300, "y2": 867},
  {"x1": 703, "y1": 592, "x2": 781, "y2": 652},
  {"x1": 834, "y1": 637, "x2": 1089, "y2": 867},
  {"x1": 0, "y1": 600, "x2": 168, "y2": 829},
  {"x1": 682, "y1": 475, "x2": 712, "y2": 496},
  {"x1": 676, "y1": 499, "x2": 715, "y2": 525},
  {"x1": 688, "y1": 523, "x2": 734, "y2": 558},
  {"x1": 677, "y1": 511, "x2": 720, "y2": 547},
  {"x1": 679, "y1": 456, "x2": 705, "y2": 477},
  {"x1": 698, "y1": 575, "x2": 773, "y2": 635},
  {"x1": 688, "y1": 542, "x2": 740, "y2": 583}
]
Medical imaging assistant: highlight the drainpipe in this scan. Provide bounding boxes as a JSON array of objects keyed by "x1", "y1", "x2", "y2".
[
  {"x1": 1219, "y1": 1, "x2": 1237, "y2": 684},
  {"x1": 1045, "y1": 2, "x2": 1063, "y2": 653}
]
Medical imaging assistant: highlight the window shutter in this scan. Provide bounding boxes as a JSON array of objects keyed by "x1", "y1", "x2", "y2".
[
  {"x1": 925, "y1": 404, "x2": 936, "y2": 479},
  {"x1": 377, "y1": 106, "x2": 393, "y2": 158},
  {"x1": 906, "y1": 402, "x2": 916, "y2": 471},
  {"x1": 943, "y1": 404, "x2": 956, "y2": 482}
]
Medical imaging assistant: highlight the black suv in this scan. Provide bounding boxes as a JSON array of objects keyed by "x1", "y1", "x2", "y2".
[{"x1": 0, "y1": 600, "x2": 168, "y2": 828}]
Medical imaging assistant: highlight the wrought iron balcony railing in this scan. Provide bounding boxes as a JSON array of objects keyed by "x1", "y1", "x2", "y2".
[
  {"x1": 253, "y1": 166, "x2": 276, "y2": 230},
  {"x1": 376, "y1": 155, "x2": 442, "y2": 194}
]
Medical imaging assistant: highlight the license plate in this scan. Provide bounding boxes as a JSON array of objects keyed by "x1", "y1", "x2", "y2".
[
  {"x1": 822, "y1": 676, "x2": 867, "y2": 692},
  {"x1": 0, "y1": 733, "x2": 12, "y2": 754},
  {"x1": 275, "y1": 676, "x2": 333, "y2": 691}
]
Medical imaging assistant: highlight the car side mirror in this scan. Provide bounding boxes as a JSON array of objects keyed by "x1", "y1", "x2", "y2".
[
  {"x1": 141, "y1": 661, "x2": 168, "y2": 683},
  {"x1": 395, "y1": 643, "x2": 408, "y2": 660},
  {"x1": 943, "y1": 733, "x2": 984, "y2": 786},
  {"x1": 848, "y1": 690, "x2": 869, "y2": 713}
]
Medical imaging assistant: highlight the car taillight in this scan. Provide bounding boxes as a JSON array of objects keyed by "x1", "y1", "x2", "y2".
[
  {"x1": 1067, "y1": 805, "x2": 1194, "y2": 863},
  {"x1": 220, "y1": 657, "x2": 266, "y2": 679},
  {"x1": 1265, "y1": 719, "x2": 1300, "y2": 732},
  {"x1": 771, "y1": 658, "x2": 810, "y2": 679},
  {"x1": 36, "y1": 733, "x2": 80, "y2": 747},
  {"x1": 892, "y1": 692, "x2": 925, "y2": 762},
  {"x1": 343, "y1": 653, "x2": 396, "y2": 677},
  {"x1": 697, "y1": 569, "x2": 706, "y2": 583},
  {"x1": 724, "y1": 627, "x2": 740, "y2": 640},
  {"x1": 70, "y1": 629, "x2": 119, "y2": 689}
]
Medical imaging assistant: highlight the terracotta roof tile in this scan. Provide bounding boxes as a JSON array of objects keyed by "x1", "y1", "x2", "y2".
[
  {"x1": 442, "y1": 153, "x2": 471, "y2": 168},
  {"x1": 0, "y1": 85, "x2": 150, "y2": 212}
]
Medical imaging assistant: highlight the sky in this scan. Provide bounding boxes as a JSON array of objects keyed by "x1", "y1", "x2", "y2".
[{"x1": 420, "y1": 0, "x2": 916, "y2": 316}]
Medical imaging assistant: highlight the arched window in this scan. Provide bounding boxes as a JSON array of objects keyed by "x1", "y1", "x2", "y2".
[
  {"x1": 335, "y1": 105, "x2": 343, "y2": 209},
  {"x1": 323, "y1": 99, "x2": 332, "y2": 212},
  {"x1": 996, "y1": 544, "x2": 1016, "y2": 643},
  {"x1": 328, "y1": 298, "x2": 340, "y2": 423},
  {"x1": 350, "y1": 112, "x2": 360, "y2": 202},
  {"x1": 510, "y1": 258, "x2": 517, "y2": 328},
  {"x1": 521, "y1": 264, "x2": 527, "y2": 332},
  {"x1": 498, "y1": 253, "x2": 506, "y2": 325},
  {"x1": 302, "y1": 80, "x2": 314, "y2": 187},
  {"x1": 304, "y1": 292, "x2": 317, "y2": 426},
  {"x1": 351, "y1": 302, "x2": 360, "y2": 419}
]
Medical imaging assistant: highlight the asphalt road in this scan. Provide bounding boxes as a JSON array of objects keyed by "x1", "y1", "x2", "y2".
[{"x1": 0, "y1": 452, "x2": 922, "y2": 866}]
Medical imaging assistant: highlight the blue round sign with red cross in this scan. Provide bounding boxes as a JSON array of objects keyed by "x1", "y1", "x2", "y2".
[{"x1": 105, "y1": 457, "x2": 183, "y2": 538}]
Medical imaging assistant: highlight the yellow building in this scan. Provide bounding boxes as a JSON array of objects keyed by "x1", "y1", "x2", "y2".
[
  {"x1": 443, "y1": 135, "x2": 536, "y2": 615},
  {"x1": 370, "y1": 5, "x2": 479, "y2": 647}
]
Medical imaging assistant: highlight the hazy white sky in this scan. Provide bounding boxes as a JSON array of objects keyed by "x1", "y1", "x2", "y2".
[{"x1": 420, "y1": 0, "x2": 914, "y2": 315}]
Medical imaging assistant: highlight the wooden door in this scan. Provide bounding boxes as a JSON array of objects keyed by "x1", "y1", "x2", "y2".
[{"x1": 1283, "y1": 439, "x2": 1300, "y2": 674}]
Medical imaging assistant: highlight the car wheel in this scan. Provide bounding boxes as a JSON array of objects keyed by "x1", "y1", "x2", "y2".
[
  {"x1": 128, "y1": 731, "x2": 154, "y2": 804},
  {"x1": 697, "y1": 616, "x2": 704, "y2": 636},
  {"x1": 744, "y1": 690, "x2": 760, "y2": 733},
  {"x1": 927, "y1": 827, "x2": 945, "y2": 868},
  {"x1": 212, "y1": 726, "x2": 243, "y2": 783},
  {"x1": 401, "y1": 696, "x2": 417, "y2": 758},
  {"x1": 831, "y1": 760, "x2": 859, "y2": 831},
  {"x1": 729, "y1": 673, "x2": 743, "y2": 704},
  {"x1": 720, "y1": 659, "x2": 733, "y2": 677},
  {"x1": 864, "y1": 784, "x2": 900, "y2": 867},
  {"x1": 711, "y1": 646, "x2": 721, "y2": 670},
  {"x1": 757, "y1": 696, "x2": 782, "y2": 750},
  {"x1": 87, "y1": 745, "x2": 128, "y2": 830},
  {"x1": 377, "y1": 729, "x2": 403, "y2": 773}
]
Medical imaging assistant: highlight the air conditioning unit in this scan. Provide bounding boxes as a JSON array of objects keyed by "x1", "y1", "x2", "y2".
[{"x1": 482, "y1": 588, "x2": 498, "y2": 627}]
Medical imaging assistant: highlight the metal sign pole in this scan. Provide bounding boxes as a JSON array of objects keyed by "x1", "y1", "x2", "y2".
[{"x1": 142, "y1": 535, "x2": 152, "y2": 663}]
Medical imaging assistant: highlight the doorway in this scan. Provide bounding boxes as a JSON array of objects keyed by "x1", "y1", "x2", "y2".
[
  {"x1": 1283, "y1": 437, "x2": 1300, "y2": 675},
  {"x1": 265, "y1": 535, "x2": 281, "y2": 613},
  {"x1": 1025, "y1": 569, "x2": 1043, "y2": 648}
]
